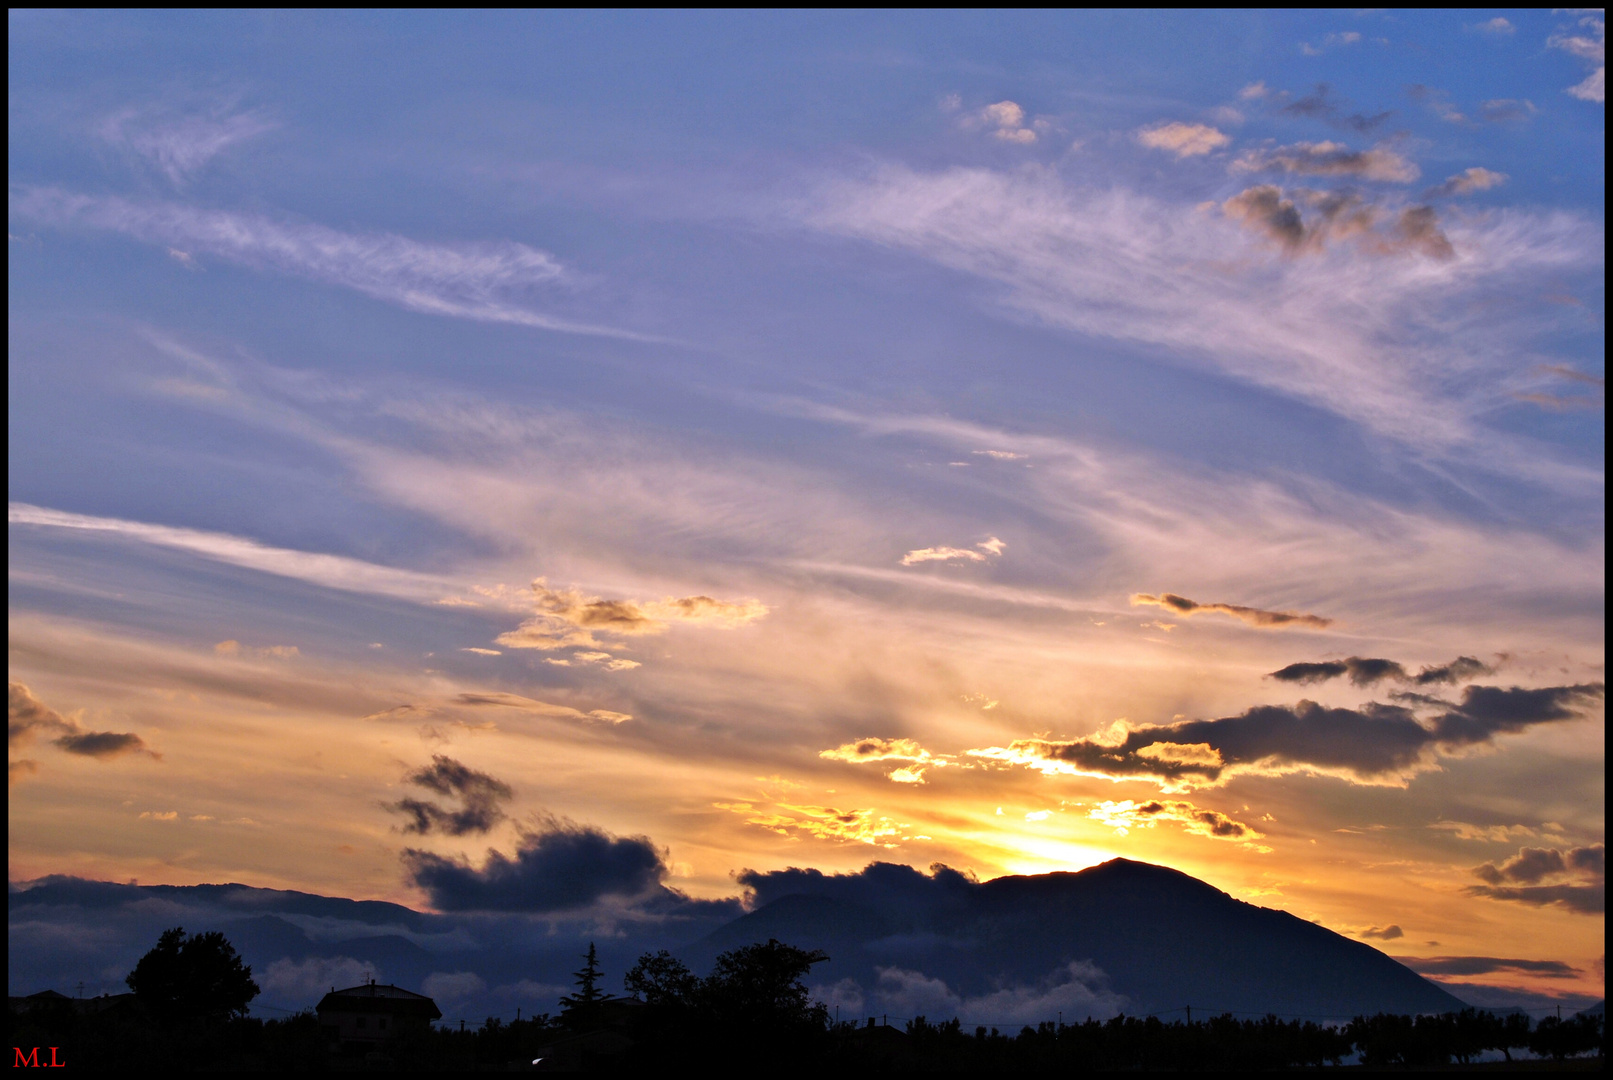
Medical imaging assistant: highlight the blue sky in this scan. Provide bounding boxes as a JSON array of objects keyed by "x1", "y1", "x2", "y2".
[{"x1": 8, "y1": 10, "x2": 1605, "y2": 1012}]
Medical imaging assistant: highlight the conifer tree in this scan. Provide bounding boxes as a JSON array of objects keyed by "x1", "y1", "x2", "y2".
[{"x1": 558, "y1": 942, "x2": 613, "y2": 1030}]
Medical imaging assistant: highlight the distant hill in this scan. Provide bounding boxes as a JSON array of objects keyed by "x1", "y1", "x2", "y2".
[{"x1": 685, "y1": 858, "x2": 1466, "y2": 1020}]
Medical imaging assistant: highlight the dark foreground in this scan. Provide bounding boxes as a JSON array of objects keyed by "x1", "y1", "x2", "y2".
[{"x1": 9, "y1": 1003, "x2": 1605, "y2": 1071}]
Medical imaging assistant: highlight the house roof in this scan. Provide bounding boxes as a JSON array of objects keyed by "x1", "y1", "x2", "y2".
[{"x1": 316, "y1": 983, "x2": 441, "y2": 1020}]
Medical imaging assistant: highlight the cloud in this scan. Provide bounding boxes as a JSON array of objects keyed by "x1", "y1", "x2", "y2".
[
  {"x1": 6, "y1": 187, "x2": 643, "y2": 338},
  {"x1": 387, "y1": 754, "x2": 513, "y2": 836},
  {"x1": 1220, "y1": 187, "x2": 1452, "y2": 259},
  {"x1": 1468, "y1": 844, "x2": 1605, "y2": 915},
  {"x1": 403, "y1": 818, "x2": 669, "y2": 912},
  {"x1": 96, "y1": 102, "x2": 276, "y2": 184},
  {"x1": 1550, "y1": 15, "x2": 1605, "y2": 103},
  {"x1": 260, "y1": 956, "x2": 376, "y2": 1002},
  {"x1": 1428, "y1": 821, "x2": 1556, "y2": 844},
  {"x1": 1270, "y1": 657, "x2": 1406, "y2": 685},
  {"x1": 9, "y1": 681, "x2": 157, "y2": 763},
  {"x1": 366, "y1": 692, "x2": 632, "y2": 726},
  {"x1": 901, "y1": 546, "x2": 983, "y2": 565},
  {"x1": 461, "y1": 647, "x2": 502, "y2": 656},
  {"x1": 1478, "y1": 99, "x2": 1536, "y2": 123},
  {"x1": 1472, "y1": 18, "x2": 1515, "y2": 37},
  {"x1": 802, "y1": 163, "x2": 1600, "y2": 454},
  {"x1": 968, "y1": 683, "x2": 1604, "y2": 791},
  {"x1": 716, "y1": 800, "x2": 906, "y2": 845},
  {"x1": 1136, "y1": 122, "x2": 1230, "y2": 158},
  {"x1": 820, "y1": 737, "x2": 933, "y2": 764},
  {"x1": 1299, "y1": 31, "x2": 1363, "y2": 57},
  {"x1": 1086, "y1": 798, "x2": 1264, "y2": 844},
  {"x1": 1131, "y1": 592, "x2": 1331, "y2": 629},
  {"x1": 1404, "y1": 957, "x2": 1579, "y2": 979},
  {"x1": 495, "y1": 578, "x2": 767, "y2": 650},
  {"x1": 571, "y1": 651, "x2": 641, "y2": 671},
  {"x1": 450, "y1": 692, "x2": 632, "y2": 725},
  {"x1": 214, "y1": 640, "x2": 299, "y2": 659},
  {"x1": 900, "y1": 537, "x2": 1005, "y2": 566},
  {"x1": 1279, "y1": 84, "x2": 1392, "y2": 132},
  {"x1": 872, "y1": 960, "x2": 1127, "y2": 1025},
  {"x1": 421, "y1": 971, "x2": 488, "y2": 1004},
  {"x1": 971, "y1": 449, "x2": 1026, "y2": 460},
  {"x1": 1359, "y1": 925, "x2": 1403, "y2": 940},
  {"x1": 960, "y1": 100, "x2": 1038, "y2": 144},
  {"x1": 1427, "y1": 167, "x2": 1508, "y2": 199},
  {"x1": 10, "y1": 502, "x2": 458, "y2": 606},
  {"x1": 1238, "y1": 82, "x2": 1271, "y2": 101},
  {"x1": 1269, "y1": 655, "x2": 1492, "y2": 687},
  {"x1": 1232, "y1": 140, "x2": 1418, "y2": 182}
]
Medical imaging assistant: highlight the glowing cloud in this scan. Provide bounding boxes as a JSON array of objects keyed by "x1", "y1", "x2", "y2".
[
  {"x1": 496, "y1": 578, "x2": 767, "y2": 650},
  {"x1": 1136, "y1": 122, "x2": 1230, "y2": 158}
]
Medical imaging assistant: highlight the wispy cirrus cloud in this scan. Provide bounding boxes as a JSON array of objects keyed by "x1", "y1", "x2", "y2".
[
  {"x1": 799, "y1": 163, "x2": 1601, "y2": 458},
  {"x1": 96, "y1": 101, "x2": 277, "y2": 184},
  {"x1": 9, "y1": 501, "x2": 458, "y2": 605},
  {"x1": 6, "y1": 186, "x2": 646, "y2": 338}
]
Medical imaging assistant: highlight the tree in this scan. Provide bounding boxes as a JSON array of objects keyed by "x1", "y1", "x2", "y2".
[
  {"x1": 558, "y1": 942, "x2": 614, "y2": 1030},
  {"x1": 624, "y1": 950, "x2": 698, "y2": 1006},
  {"x1": 125, "y1": 926, "x2": 259, "y2": 1024},
  {"x1": 701, "y1": 938, "x2": 830, "y2": 1029}
]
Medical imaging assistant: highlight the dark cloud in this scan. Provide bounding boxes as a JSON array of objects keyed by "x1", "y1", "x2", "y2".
[
  {"x1": 1392, "y1": 205, "x2": 1455, "y2": 259},
  {"x1": 1360, "y1": 925, "x2": 1403, "y2": 940},
  {"x1": 1413, "y1": 656, "x2": 1494, "y2": 685},
  {"x1": 1281, "y1": 84, "x2": 1393, "y2": 132},
  {"x1": 1477, "y1": 99, "x2": 1535, "y2": 124},
  {"x1": 972, "y1": 683, "x2": 1604, "y2": 789},
  {"x1": 1130, "y1": 800, "x2": 1258, "y2": 840},
  {"x1": 1221, "y1": 187, "x2": 1452, "y2": 259},
  {"x1": 1468, "y1": 844, "x2": 1605, "y2": 915},
  {"x1": 387, "y1": 754, "x2": 512, "y2": 836},
  {"x1": 54, "y1": 731, "x2": 149, "y2": 758},
  {"x1": 738, "y1": 860, "x2": 978, "y2": 914},
  {"x1": 1270, "y1": 655, "x2": 1492, "y2": 687},
  {"x1": 404, "y1": 819, "x2": 669, "y2": 912},
  {"x1": 9, "y1": 681, "x2": 156, "y2": 765},
  {"x1": 1474, "y1": 845, "x2": 1603, "y2": 886},
  {"x1": 1464, "y1": 883, "x2": 1604, "y2": 916},
  {"x1": 1402, "y1": 957, "x2": 1580, "y2": 979},
  {"x1": 1131, "y1": 592, "x2": 1331, "y2": 629},
  {"x1": 1270, "y1": 657, "x2": 1407, "y2": 685}
]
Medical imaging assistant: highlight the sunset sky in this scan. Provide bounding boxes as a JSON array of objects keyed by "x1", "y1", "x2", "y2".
[{"x1": 8, "y1": 11, "x2": 1605, "y2": 1009}]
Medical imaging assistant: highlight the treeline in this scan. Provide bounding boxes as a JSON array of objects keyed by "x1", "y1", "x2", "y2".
[
  {"x1": 858, "y1": 1009, "x2": 1604, "y2": 1071},
  {"x1": 9, "y1": 930, "x2": 1604, "y2": 1070}
]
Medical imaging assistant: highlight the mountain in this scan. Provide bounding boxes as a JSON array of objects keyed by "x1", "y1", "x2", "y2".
[{"x1": 684, "y1": 858, "x2": 1466, "y2": 1020}]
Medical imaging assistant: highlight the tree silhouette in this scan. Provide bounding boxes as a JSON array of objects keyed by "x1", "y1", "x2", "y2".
[
  {"x1": 558, "y1": 942, "x2": 614, "y2": 1030},
  {"x1": 125, "y1": 926, "x2": 260, "y2": 1024},
  {"x1": 624, "y1": 949, "x2": 698, "y2": 1006}
]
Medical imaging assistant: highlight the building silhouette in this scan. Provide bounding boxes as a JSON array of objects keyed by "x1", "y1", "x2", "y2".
[{"x1": 315, "y1": 979, "x2": 441, "y2": 1049}]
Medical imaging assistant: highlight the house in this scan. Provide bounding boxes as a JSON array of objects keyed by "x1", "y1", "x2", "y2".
[{"x1": 315, "y1": 979, "x2": 441, "y2": 1048}]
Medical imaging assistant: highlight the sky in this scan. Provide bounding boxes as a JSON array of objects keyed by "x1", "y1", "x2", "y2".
[{"x1": 8, "y1": 10, "x2": 1605, "y2": 1012}]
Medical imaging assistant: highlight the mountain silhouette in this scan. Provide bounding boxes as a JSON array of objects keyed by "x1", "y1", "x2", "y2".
[{"x1": 686, "y1": 858, "x2": 1466, "y2": 1020}]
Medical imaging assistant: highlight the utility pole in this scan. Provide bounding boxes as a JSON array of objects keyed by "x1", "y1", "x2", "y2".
[
  {"x1": 75, "y1": 982, "x2": 84, "y2": 999},
  {"x1": 1186, "y1": 1005, "x2": 1191, "y2": 1024}
]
